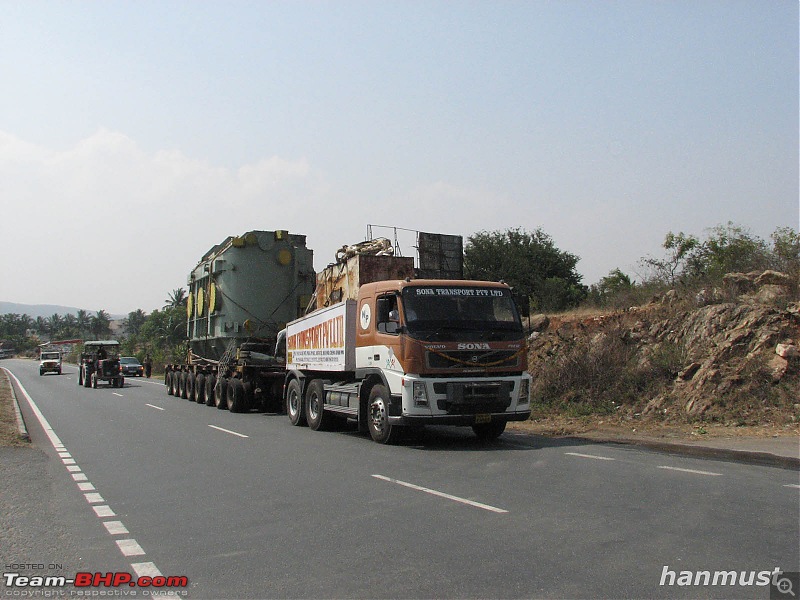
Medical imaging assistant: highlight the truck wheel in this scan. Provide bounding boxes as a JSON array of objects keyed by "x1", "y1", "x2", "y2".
[
  {"x1": 368, "y1": 385, "x2": 400, "y2": 444},
  {"x1": 39, "y1": 369, "x2": 43, "y2": 376},
  {"x1": 194, "y1": 374, "x2": 206, "y2": 404},
  {"x1": 91, "y1": 374, "x2": 98, "y2": 389},
  {"x1": 84, "y1": 371, "x2": 92, "y2": 388},
  {"x1": 214, "y1": 378, "x2": 228, "y2": 410},
  {"x1": 205, "y1": 375, "x2": 217, "y2": 406},
  {"x1": 165, "y1": 371, "x2": 173, "y2": 395},
  {"x1": 227, "y1": 379, "x2": 245, "y2": 413},
  {"x1": 286, "y1": 379, "x2": 306, "y2": 426},
  {"x1": 472, "y1": 421, "x2": 506, "y2": 441},
  {"x1": 78, "y1": 368, "x2": 83, "y2": 386},
  {"x1": 305, "y1": 379, "x2": 330, "y2": 431},
  {"x1": 185, "y1": 372, "x2": 195, "y2": 400},
  {"x1": 170, "y1": 372, "x2": 180, "y2": 396}
]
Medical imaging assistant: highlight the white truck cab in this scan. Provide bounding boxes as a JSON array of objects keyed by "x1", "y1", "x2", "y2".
[{"x1": 39, "y1": 350, "x2": 62, "y2": 376}]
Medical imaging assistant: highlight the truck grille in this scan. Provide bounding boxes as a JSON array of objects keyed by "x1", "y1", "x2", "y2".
[
  {"x1": 435, "y1": 381, "x2": 512, "y2": 414},
  {"x1": 426, "y1": 350, "x2": 519, "y2": 369}
]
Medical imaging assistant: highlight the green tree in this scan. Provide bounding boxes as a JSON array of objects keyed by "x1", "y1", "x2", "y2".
[
  {"x1": 464, "y1": 227, "x2": 587, "y2": 312},
  {"x1": 76, "y1": 310, "x2": 91, "y2": 336},
  {"x1": 124, "y1": 309, "x2": 148, "y2": 336},
  {"x1": 641, "y1": 232, "x2": 699, "y2": 285},
  {"x1": 689, "y1": 222, "x2": 771, "y2": 281},
  {"x1": 90, "y1": 310, "x2": 112, "y2": 338},
  {"x1": 165, "y1": 288, "x2": 187, "y2": 308}
]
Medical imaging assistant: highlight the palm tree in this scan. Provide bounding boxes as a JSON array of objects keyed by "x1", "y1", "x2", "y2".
[
  {"x1": 76, "y1": 310, "x2": 91, "y2": 337},
  {"x1": 90, "y1": 310, "x2": 112, "y2": 338},
  {"x1": 165, "y1": 288, "x2": 187, "y2": 308},
  {"x1": 124, "y1": 309, "x2": 147, "y2": 335},
  {"x1": 47, "y1": 314, "x2": 62, "y2": 338}
]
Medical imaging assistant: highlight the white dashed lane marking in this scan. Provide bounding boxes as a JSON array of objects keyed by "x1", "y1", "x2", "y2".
[
  {"x1": 373, "y1": 474, "x2": 509, "y2": 514},
  {"x1": 657, "y1": 466, "x2": 722, "y2": 476},
  {"x1": 565, "y1": 452, "x2": 616, "y2": 461},
  {"x1": 145, "y1": 403, "x2": 165, "y2": 411},
  {"x1": 209, "y1": 424, "x2": 249, "y2": 438}
]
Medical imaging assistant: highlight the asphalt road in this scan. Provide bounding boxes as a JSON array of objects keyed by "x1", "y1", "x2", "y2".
[{"x1": 3, "y1": 358, "x2": 799, "y2": 599}]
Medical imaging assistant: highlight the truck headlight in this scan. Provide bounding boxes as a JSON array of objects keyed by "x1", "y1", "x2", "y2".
[
  {"x1": 413, "y1": 381, "x2": 428, "y2": 407},
  {"x1": 518, "y1": 378, "x2": 530, "y2": 405}
]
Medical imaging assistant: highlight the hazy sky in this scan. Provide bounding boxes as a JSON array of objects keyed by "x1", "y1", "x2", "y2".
[{"x1": 1, "y1": 1, "x2": 797, "y2": 315}]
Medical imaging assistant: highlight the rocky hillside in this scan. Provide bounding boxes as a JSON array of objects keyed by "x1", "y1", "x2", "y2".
[{"x1": 527, "y1": 270, "x2": 799, "y2": 427}]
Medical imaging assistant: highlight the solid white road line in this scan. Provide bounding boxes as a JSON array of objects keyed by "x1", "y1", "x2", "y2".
[
  {"x1": 658, "y1": 466, "x2": 722, "y2": 476},
  {"x1": 784, "y1": 484, "x2": 800, "y2": 489},
  {"x1": 565, "y1": 452, "x2": 616, "y2": 461},
  {"x1": 208, "y1": 424, "x2": 249, "y2": 438},
  {"x1": 145, "y1": 403, "x2": 165, "y2": 411},
  {"x1": 372, "y1": 474, "x2": 508, "y2": 514}
]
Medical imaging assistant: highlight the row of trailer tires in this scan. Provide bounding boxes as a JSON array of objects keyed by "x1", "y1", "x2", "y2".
[{"x1": 165, "y1": 370, "x2": 249, "y2": 413}]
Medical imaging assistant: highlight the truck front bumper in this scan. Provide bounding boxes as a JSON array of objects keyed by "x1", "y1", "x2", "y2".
[{"x1": 388, "y1": 410, "x2": 531, "y2": 427}]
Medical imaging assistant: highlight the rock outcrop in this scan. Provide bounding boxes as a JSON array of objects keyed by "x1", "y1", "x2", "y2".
[{"x1": 528, "y1": 271, "x2": 799, "y2": 425}]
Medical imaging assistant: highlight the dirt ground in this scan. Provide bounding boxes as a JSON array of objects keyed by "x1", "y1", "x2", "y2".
[
  {"x1": 0, "y1": 369, "x2": 30, "y2": 447},
  {"x1": 508, "y1": 413, "x2": 800, "y2": 442}
]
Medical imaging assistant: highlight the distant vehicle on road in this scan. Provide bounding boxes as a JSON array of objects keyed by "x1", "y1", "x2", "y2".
[
  {"x1": 120, "y1": 356, "x2": 144, "y2": 377},
  {"x1": 39, "y1": 350, "x2": 62, "y2": 376},
  {"x1": 78, "y1": 340, "x2": 124, "y2": 388}
]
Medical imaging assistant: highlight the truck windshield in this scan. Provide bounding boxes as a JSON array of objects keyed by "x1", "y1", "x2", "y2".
[{"x1": 401, "y1": 286, "x2": 523, "y2": 341}]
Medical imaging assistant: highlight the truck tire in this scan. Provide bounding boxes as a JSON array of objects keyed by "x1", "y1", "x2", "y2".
[
  {"x1": 227, "y1": 379, "x2": 246, "y2": 413},
  {"x1": 286, "y1": 379, "x2": 306, "y2": 426},
  {"x1": 165, "y1": 371, "x2": 174, "y2": 395},
  {"x1": 194, "y1": 373, "x2": 206, "y2": 404},
  {"x1": 214, "y1": 378, "x2": 228, "y2": 410},
  {"x1": 91, "y1": 374, "x2": 98, "y2": 389},
  {"x1": 472, "y1": 421, "x2": 506, "y2": 441},
  {"x1": 78, "y1": 368, "x2": 83, "y2": 386},
  {"x1": 185, "y1": 372, "x2": 195, "y2": 400},
  {"x1": 205, "y1": 375, "x2": 216, "y2": 406},
  {"x1": 367, "y1": 385, "x2": 400, "y2": 444},
  {"x1": 305, "y1": 379, "x2": 330, "y2": 431},
  {"x1": 170, "y1": 372, "x2": 180, "y2": 396}
]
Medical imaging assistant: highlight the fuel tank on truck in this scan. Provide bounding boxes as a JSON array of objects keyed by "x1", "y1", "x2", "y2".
[{"x1": 186, "y1": 230, "x2": 315, "y2": 361}]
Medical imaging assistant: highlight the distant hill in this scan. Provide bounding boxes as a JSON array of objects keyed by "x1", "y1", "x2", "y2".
[{"x1": 0, "y1": 302, "x2": 124, "y2": 320}]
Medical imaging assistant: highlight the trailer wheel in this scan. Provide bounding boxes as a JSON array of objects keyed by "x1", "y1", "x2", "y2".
[
  {"x1": 194, "y1": 374, "x2": 206, "y2": 404},
  {"x1": 227, "y1": 379, "x2": 246, "y2": 413},
  {"x1": 165, "y1": 371, "x2": 173, "y2": 395},
  {"x1": 214, "y1": 378, "x2": 228, "y2": 410},
  {"x1": 185, "y1": 372, "x2": 196, "y2": 400},
  {"x1": 367, "y1": 385, "x2": 400, "y2": 444},
  {"x1": 286, "y1": 379, "x2": 306, "y2": 426},
  {"x1": 305, "y1": 379, "x2": 330, "y2": 431},
  {"x1": 472, "y1": 421, "x2": 506, "y2": 441},
  {"x1": 170, "y1": 372, "x2": 181, "y2": 396},
  {"x1": 205, "y1": 375, "x2": 216, "y2": 406}
]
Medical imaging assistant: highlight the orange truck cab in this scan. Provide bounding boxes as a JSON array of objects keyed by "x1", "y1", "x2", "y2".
[{"x1": 283, "y1": 278, "x2": 531, "y2": 444}]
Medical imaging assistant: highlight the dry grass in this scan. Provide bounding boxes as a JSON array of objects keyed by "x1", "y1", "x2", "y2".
[{"x1": 0, "y1": 369, "x2": 30, "y2": 447}]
